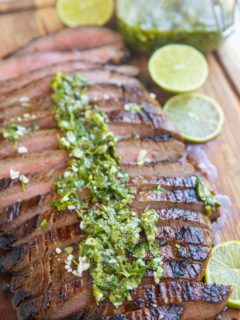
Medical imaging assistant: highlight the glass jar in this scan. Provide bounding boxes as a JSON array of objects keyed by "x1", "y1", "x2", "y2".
[{"x1": 116, "y1": 0, "x2": 237, "y2": 53}]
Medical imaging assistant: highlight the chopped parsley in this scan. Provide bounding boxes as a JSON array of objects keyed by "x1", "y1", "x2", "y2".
[
  {"x1": 196, "y1": 175, "x2": 220, "y2": 215},
  {"x1": 153, "y1": 185, "x2": 165, "y2": 193},
  {"x1": 1, "y1": 123, "x2": 37, "y2": 142},
  {"x1": 124, "y1": 103, "x2": 143, "y2": 113},
  {"x1": 40, "y1": 218, "x2": 48, "y2": 232},
  {"x1": 51, "y1": 73, "x2": 163, "y2": 307}
]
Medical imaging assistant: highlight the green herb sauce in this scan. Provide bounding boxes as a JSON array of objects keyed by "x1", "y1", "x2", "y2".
[
  {"x1": 116, "y1": 0, "x2": 232, "y2": 53},
  {"x1": 196, "y1": 175, "x2": 220, "y2": 216},
  {"x1": 51, "y1": 73, "x2": 163, "y2": 307}
]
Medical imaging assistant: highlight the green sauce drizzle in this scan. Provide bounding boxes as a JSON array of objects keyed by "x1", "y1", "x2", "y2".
[
  {"x1": 51, "y1": 73, "x2": 163, "y2": 307},
  {"x1": 196, "y1": 175, "x2": 220, "y2": 216}
]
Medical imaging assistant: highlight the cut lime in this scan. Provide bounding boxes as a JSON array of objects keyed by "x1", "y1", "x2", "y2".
[
  {"x1": 163, "y1": 93, "x2": 224, "y2": 143},
  {"x1": 206, "y1": 241, "x2": 240, "y2": 309},
  {"x1": 57, "y1": 0, "x2": 114, "y2": 27},
  {"x1": 148, "y1": 44, "x2": 209, "y2": 93}
]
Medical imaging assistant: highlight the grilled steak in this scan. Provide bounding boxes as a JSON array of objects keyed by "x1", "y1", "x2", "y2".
[
  {"x1": 0, "y1": 27, "x2": 229, "y2": 320},
  {"x1": 9, "y1": 27, "x2": 123, "y2": 57},
  {"x1": 0, "y1": 62, "x2": 139, "y2": 96},
  {"x1": 0, "y1": 44, "x2": 128, "y2": 82}
]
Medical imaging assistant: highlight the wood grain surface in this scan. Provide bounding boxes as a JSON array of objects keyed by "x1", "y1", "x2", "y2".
[{"x1": 0, "y1": 1, "x2": 239, "y2": 319}]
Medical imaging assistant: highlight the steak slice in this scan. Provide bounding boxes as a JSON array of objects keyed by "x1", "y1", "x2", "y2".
[
  {"x1": 0, "y1": 130, "x2": 184, "y2": 162},
  {"x1": 106, "y1": 305, "x2": 184, "y2": 320},
  {"x1": 0, "y1": 150, "x2": 67, "y2": 180},
  {"x1": 11, "y1": 247, "x2": 208, "y2": 307},
  {"x1": 16, "y1": 280, "x2": 230, "y2": 320},
  {"x1": 0, "y1": 97, "x2": 161, "y2": 125},
  {"x1": 0, "y1": 169, "x2": 62, "y2": 210},
  {"x1": 124, "y1": 162, "x2": 195, "y2": 178},
  {"x1": 0, "y1": 61, "x2": 139, "y2": 96},
  {"x1": 0, "y1": 44, "x2": 128, "y2": 82},
  {"x1": 132, "y1": 188, "x2": 204, "y2": 212},
  {"x1": 117, "y1": 137, "x2": 185, "y2": 164},
  {"x1": 0, "y1": 222, "x2": 213, "y2": 273},
  {"x1": 0, "y1": 199, "x2": 211, "y2": 248},
  {"x1": 128, "y1": 176, "x2": 197, "y2": 189},
  {"x1": 9, "y1": 27, "x2": 124, "y2": 56},
  {"x1": 0, "y1": 72, "x2": 144, "y2": 109},
  {"x1": 0, "y1": 176, "x2": 210, "y2": 234}
]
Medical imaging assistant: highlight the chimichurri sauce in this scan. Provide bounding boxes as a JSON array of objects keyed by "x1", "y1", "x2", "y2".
[{"x1": 117, "y1": 0, "x2": 232, "y2": 53}]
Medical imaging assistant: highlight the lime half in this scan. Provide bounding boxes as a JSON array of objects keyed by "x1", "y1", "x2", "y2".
[
  {"x1": 163, "y1": 93, "x2": 224, "y2": 143},
  {"x1": 57, "y1": 0, "x2": 114, "y2": 27},
  {"x1": 148, "y1": 44, "x2": 209, "y2": 93},
  {"x1": 206, "y1": 241, "x2": 240, "y2": 309}
]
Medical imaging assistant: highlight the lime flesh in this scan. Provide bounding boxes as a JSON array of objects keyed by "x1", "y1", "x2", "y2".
[
  {"x1": 57, "y1": 0, "x2": 114, "y2": 27},
  {"x1": 206, "y1": 241, "x2": 240, "y2": 309},
  {"x1": 163, "y1": 93, "x2": 224, "y2": 143},
  {"x1": 148, "y1": 44, "x2": 209, "y2": 93}
]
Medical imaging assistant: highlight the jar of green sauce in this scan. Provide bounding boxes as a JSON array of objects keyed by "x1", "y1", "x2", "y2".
[{"x1": 116, "y1": 0, "x2": 237, "y2": 53}]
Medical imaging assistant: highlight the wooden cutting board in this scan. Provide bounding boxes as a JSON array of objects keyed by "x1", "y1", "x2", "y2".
[{"x1": 0, "y1": 1, "x2": 239, "y2": 319}]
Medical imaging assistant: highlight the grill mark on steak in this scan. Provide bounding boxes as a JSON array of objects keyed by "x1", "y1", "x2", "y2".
[
  {"x1": 128, "y1": 176, "x2": 197, "y2": 189},
  {"x1": 0, "y1": 71, "x2": 144, "y2": 109},
  {"x1": 16, "y1": 280, "x2": 230, "y2": 320},
  {"x1": 0, "y1": 193, "x2": 52, "y2": 232},
  {"x1": 0, "y1": 98, "x2": 162, "y2": 130},
  {"x1": 132, "y1": 189, "x2": 204, "y2": 212},
  {"x1": 9, "y1": 27, "x2": 124, "y2": 57},
  {"x1": 12, "y1": 258, "x2": 205, "y2": 307},
  {"x1": 105, "y1": 305, "x2": 184, "y2": 320},
  {"x1": 0, "y1": 44, "x2": 129, "y2": 84},
  {"x1": 0, "y1": 222, "x2": 213, "y2": 274},
  {"x1": 0, "y1": 129, "x2": 184, "y2": 163},
  {"x1": 0, "y1": 201, "x2": 212, "y2": 249},
  {"x1": 0, "y1": 82, "x2": 149, "y2": 110},
  {"x1": 11, "y1": 242, "x2": 210, "y2": 293},
  {"x1": 11, "y1": 239, "x2": 211, "y2": 307},
  {"x1": 0, "y1": 186, "x2": 211, "y2": 235},
  {"x1": 0, "y1": 61, "x2": 139, "y2": 95}
]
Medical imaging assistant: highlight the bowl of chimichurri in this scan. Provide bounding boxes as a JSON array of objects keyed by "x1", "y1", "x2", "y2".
[{"x1": 116, "y1": 0, "x2": 236, "y2": 53}]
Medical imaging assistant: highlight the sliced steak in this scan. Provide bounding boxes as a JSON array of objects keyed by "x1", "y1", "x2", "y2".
[
  {"x1": 0, "y1": 97, "x2": 161, "y2": 127},
  {"x1": 124, "y1": 162, "x2": 195, "y2": 178},
  {"x1": 10, "y1": 27, "x2": 124, "y2": 56},
  {"x1": 0, "y1": 193, "x2": 52, "y2": 233},
  {"x1": 16, "y1": 280, "x2": 230, "y2": 320},
  {"x1": 116, "y1": 136, "x2": 185, "y2": 164},
  {"x1": 11, "y1": 251, "x2": 207, "y2": 307},
  {"x1": 0, "y1": 62, "x2": 139, "y2": 96},
  {"x1": 0, "y1": 169, "x2": 61, "y2": 211},
  {"x1": 0, "y1": 199, "x2": 211, "y2": 249},
  {"x1": 132, "y1": 188, "x2": 204, "y2": 212},
  {"x1": 102, "y1": 282, "x2": 231, "y2": 319},
  {"x1": 128, "y1": 175, "x2": 197, "y2": 189},
  {"x1": 0, "y1": 71, "x2": 144, "y2": 109},
  {"x1": 106, "y1": 305, "x2": 184, "y2": 320},
  {"x1": 0, "y1": 150, "x2": 67, "y2": 180},
  {"x1": 0, "y1": 44, "x2": 128, "y2": 83},
  {"x1": 0, "y1": 129, "x2": 60, "y2": 159},
  {"x1": 0, "y1": 222, "x2": 213, "y2": 274}
]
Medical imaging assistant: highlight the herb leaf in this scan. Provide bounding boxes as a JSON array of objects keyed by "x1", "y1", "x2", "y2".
[{"x1": 196, "y1": 175, "x2": 220, "y2": 215}]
